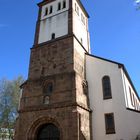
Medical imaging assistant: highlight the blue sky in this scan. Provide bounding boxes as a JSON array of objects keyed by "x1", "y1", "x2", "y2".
[{"x1": 0, "y1": 0, "x2": 140, "y2": 95}]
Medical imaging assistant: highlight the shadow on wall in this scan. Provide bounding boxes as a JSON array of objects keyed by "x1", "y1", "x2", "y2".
[
  {"x1": 80, "y1": 131, "x2": 86, "y2": 140},
  {"x1": 135, "y1": 132, "x2": 140, "y2": 140}
]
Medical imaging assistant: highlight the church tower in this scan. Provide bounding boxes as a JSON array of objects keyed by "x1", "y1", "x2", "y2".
[{"x1": 15, "y1": 0, "x2": 91, "y2": 139}]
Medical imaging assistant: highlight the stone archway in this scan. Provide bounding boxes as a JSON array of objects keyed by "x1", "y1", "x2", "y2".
[{"x1": 27, "y1": 116, "x2": 62, "y2": 140}]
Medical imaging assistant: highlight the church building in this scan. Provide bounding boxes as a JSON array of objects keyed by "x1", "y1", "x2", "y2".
[{"x1": 14, "y1": 0, "x2": 140, "y2": 140}]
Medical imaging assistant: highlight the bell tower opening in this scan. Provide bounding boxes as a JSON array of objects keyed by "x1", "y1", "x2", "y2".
[{"x1": 37, "y1": 123, "x2": 60, "y2": 140}]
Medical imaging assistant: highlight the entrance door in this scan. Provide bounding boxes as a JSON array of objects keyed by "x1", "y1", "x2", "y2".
[{"x1": 37, "y1": 123, "x2": 60, "y2": 140}]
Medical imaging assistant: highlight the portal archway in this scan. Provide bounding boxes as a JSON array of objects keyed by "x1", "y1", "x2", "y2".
[
  {"x1": 37, "y1": 123, "x2": 60, "y2": 140},
  {"x1": 27, "y1": 116, "x2": 62, "y2": 140}
]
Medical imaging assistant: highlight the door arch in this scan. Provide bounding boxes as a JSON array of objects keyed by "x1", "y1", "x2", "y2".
[{"x1": 37, "y1": 123, "x2": 60, "y2": 140}]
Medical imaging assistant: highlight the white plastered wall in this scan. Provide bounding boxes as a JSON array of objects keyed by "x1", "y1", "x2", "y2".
[
  {"x1": 38, "y1": 0, "x2": 69, "y2": 43},
  {"x1": 72, "y1": 0, "x2": 90, "y2": 52},
  {"x1": 86, "y1": 55, "x2": 140, "y2": 140}
]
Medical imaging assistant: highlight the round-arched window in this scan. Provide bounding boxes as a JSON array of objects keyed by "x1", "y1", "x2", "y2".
[
  {"x1": 102, "y1": 76, "x2": 112, "y2": 99},
  {"x1": 43, "y1": 82, "x2": 53, "y2": 96},
  {"x1": 37, "y1": 123, "x2": 60, "y2": 140}
]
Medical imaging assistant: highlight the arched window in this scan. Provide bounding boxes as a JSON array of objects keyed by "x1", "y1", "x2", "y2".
[
  {"x1": 81, "y1": 13, "x2": 85, "y2": 25},
  {"x1": 102, "y1": 76, "x2": 112, "y2": 99},
  {"x1": 75, "y1": 3, "x2": 77, "y2": 11},
  {"x1": 58, "y1": 2, "x2": 61, "y2": 11},
  {"x1": 37, "y1": 123, "x2": 60, "y2": 140},
  {"x1": 43, "y1": 82, "x2": 53, "y2": 96},
  {"x1": 129, "y1": 87, "x2": 135, "y2": 107},
  {"x1": 76, "y1": 6, "x2": 79, "y2": 15},
  {"x1": 63, "y1": 0, "x2": 66, "y2": 9},
  {"x1": 49, "y1": 6, "x2": 53, "y2": 14},
  {"x1": 45, "y1": 7, "x2": 48, "y2": 16},
  {"x1": 51, "y1": 33, "x2": 55, "y2": 39}
]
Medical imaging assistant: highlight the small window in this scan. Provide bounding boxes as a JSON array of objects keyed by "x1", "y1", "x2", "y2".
[
  {"x1": 75, "y1": 3, "x2": 77, "y2": 11},
  {"x1": 81, "y1": 13, "x2": 83, "y2": 21},
  {"x1": 77, "y1": 6, "x2": 79, "y2": 15},
  {"x1": 136, "y1": 100, "x2": 139, "y2": 110},
  {"x1": 51, "y1": 33, "x2": 55, "y2": 39},
  {"x1": 49, "y1": 6, "x2": 53, "y2": 14},
  {"x1": 43, "y1": 96, "x2": 50, "y2": 105},
  {"x1": 105, "y1": 113, "x2": 116, "y2": 134},
  {"x1": 58, "y1": 2, "x2": 61, "y2": 11},
  {"x1": 129, "y1": 87, "x2": 134, "y2": 107},
  {"x1": 80, "y1": 38, "x2": 83, "y2": 45},
  {"x1": 102, "y1": 76, "x2": 112, "y2": 99},
  {"x1": 43, "y1": 83, "x2": 53, "y2": 96},
  {"x1": 75, "y1": 4, "x2": 79, "y2": 16},
  {"x1": 45, "y1": 7, "x2": 48, "y2": 16},
  {"x1": 41, "y1": 67, "x2": 45, "y2": 76},
  {"x1": 63, "y1": 0, "x2": 66, "y2": 8},
  {"x1": 133, "y1": 94, "x2": 136, "y2": 108},
  {"x1": 81, "y1": 13, "x2": 85, "y2": 25}
]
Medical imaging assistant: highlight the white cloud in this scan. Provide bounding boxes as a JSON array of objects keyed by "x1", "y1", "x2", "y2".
[{"x1": 135, "y1": 0, "x2": 140, "y2": 4}]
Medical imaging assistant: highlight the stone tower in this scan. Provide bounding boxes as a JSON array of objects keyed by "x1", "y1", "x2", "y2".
[{"x1": 15, "y1": 0, "x2": 91, "y2": 139}]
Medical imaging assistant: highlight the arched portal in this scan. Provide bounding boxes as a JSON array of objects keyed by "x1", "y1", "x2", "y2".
[{"x1": 37, "y1": 123, "x2": 60, "y2": 140}]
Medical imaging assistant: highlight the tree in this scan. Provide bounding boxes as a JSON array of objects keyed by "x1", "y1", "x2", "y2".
[{"x1": 0, "y1": 76, "x2": 24, "y2": 140}]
